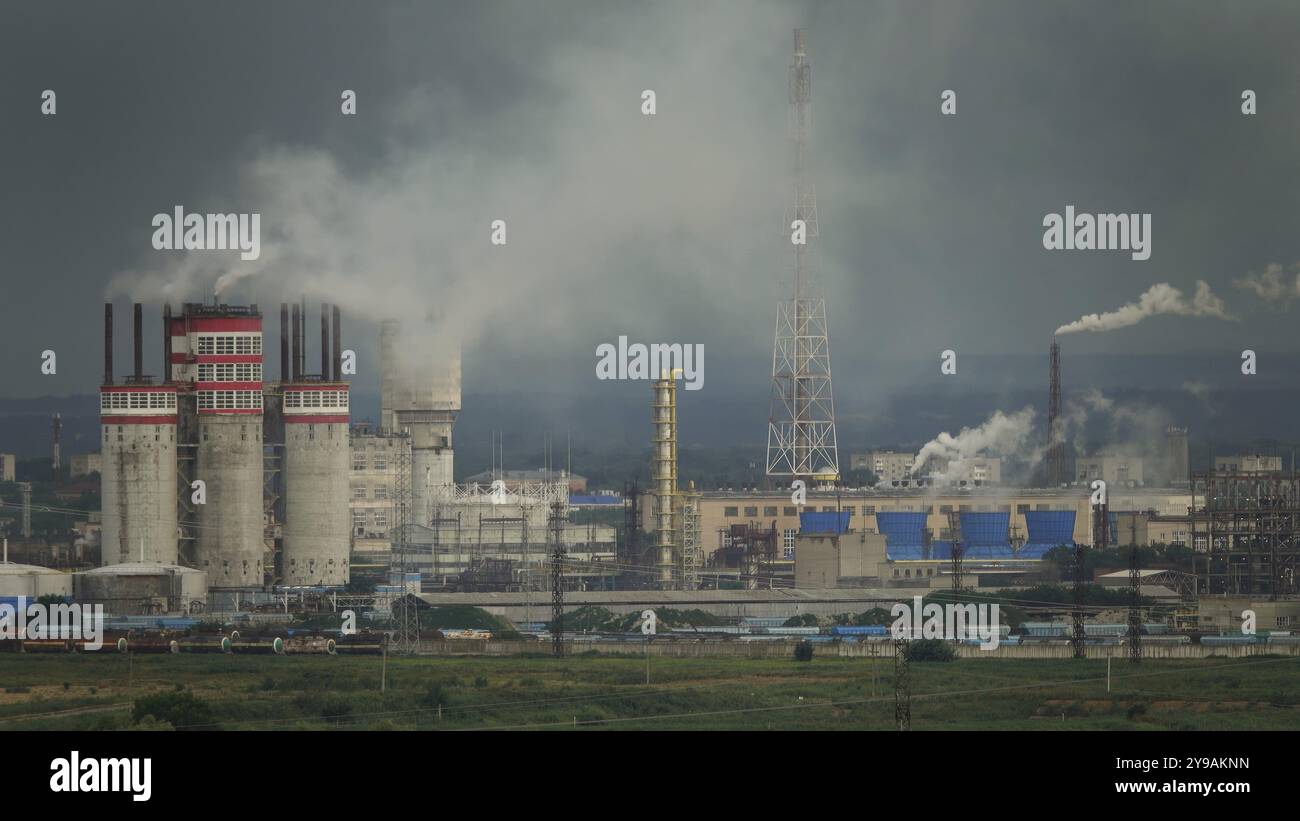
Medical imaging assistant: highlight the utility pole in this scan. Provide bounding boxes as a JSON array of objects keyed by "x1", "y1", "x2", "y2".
[{"x1": 893, "y1": 635, "x2": 911, "y2": 731}]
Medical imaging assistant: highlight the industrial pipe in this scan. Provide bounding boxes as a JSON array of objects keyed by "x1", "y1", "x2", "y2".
[
  {"x1": 103, "y1": 302, "x2": 113, "y2": 385},
  {"x1": 331, "y1": 305, "x2": 342, "y2": 381},
  {"x1": 320, "y1": 303, "x2": 329, "y2": 379},
  {"x1": 162, "y1": 303, "x2": 172, "y2": 383},
  {"x1": 291, "y1": 304, "x2": 301, "y2": 381},
  {"x1": 280, "y1": 303, "x2": 289, "y2": 381},
  {"x1": 132, "y1": 302, "x2": 143, "y2": 380}
]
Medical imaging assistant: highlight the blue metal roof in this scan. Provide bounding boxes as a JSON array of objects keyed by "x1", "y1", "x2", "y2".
[
  {"x1": 799, "y1": 511, "x2": 851, "y2": 534},
  {"x1": 876, "y1": 512, "x2": 926, "y2": 545},
  {"x1": 1022, "y1": 510, "x2": 1075, "y2": 556},
  {"x1": 876, "y1": 511, "x2": 928, "y2": 559},
  {"x1": 958, "y1": 511, "x2": 1011, "y2": 558}
]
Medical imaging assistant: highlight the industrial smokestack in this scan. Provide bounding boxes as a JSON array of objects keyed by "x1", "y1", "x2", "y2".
[
  {"x1": 331, "y1": 305, "x2": 342, "y2": 381},
  {"x1": 163, "y1": 303, "x2": 172, "y2": 383},
  {"x1": 1047, "y1": 339, "x2": 1063, "y2": 486},
  {"x1": 132, "y1": 302, "x2": 143, "y2": 380},
  {"x1": 280, "y1": 303, "x2": 289, "y2": 381},
  {"x1": 320, "y1": 303, "x2": 329, "y2": 379},
  {"x1": 291, "y1": 303, "x2": 301, "y2": 381},
  {"x1": 103, "y1": 302, "x2": 113, "y2": 385},
  {"x1": 299, "y1": 297, "x2": 307, "y2": 379}
]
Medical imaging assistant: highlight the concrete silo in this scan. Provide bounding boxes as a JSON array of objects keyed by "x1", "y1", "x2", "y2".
[
  {"x1": 280, "y1": 303, "x2": 351, "y2": 586},
  {"x1": 187, "y1": 304, "x2": 266, "y2": 589},
  {"x1": 99, "y1": 302, "x2": 179, "y2": 566}
]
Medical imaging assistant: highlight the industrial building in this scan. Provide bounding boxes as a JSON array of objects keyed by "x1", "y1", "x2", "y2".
[
  {"x1": 380, "y1": 318, "x2": 459, "y2": 532},
  {"x1": 1214, "y1": 454, "x2": 1284, "y2": 474},
  {"x1": 1075, "y1": 453, "x2": 1144, "y2": 486},
  {"x1": 95, "y1": 298, "x2": 353, "y2": 613},
  {"x1": 463, "y1": 468, "x2": 588, "y2": 494},
  {"x1": 69, "y1": 452, "x2": 102, "y2": 478},
  {"x1": 850, "y1": 451, "x2": 913, "y2": 483},
  {"x1": 0, "y1": 453, "x2": 15, "y2": 482}
]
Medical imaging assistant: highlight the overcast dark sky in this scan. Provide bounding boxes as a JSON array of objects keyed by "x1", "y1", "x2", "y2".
[{"x1": 4, "y1": 1, "x2": 1300, "y2": 453}]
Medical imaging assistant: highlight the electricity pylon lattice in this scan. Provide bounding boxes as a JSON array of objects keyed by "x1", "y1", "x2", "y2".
[{"x1": 767, "y1": 28, "x2": 838, "y2": 482}]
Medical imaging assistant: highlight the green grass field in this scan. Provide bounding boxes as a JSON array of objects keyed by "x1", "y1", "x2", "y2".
[{"x1": 1, "y1": 651, "x2": 1298, "y2": 730}]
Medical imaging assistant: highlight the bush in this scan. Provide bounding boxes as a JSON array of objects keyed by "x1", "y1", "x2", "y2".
[
  {"x1": 903, "y1": 639, "x2": 956, "y2": 662},
  {"x1": 132, "y1": 691, "x2": 215, "y2": 730},
  {"x1": 794, "y1": 641, "x2": 815, "y2": 662},
  {"x1": 421, "y1": 684, "x2": 449, "y2": 708},
  {"x1": 784, "y1": 613, "x2": 819, "y2": 628}
]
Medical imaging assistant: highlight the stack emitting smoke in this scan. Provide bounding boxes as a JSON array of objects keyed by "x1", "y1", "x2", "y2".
[
  {"x1": 100, "y1": 299, "x2": 353, "y2": 594},
  {"x1": 1055, "y1": 281, "x2": 1231, "y2": 336}
]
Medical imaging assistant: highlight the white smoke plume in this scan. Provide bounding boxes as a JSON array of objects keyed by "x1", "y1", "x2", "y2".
[
  {"x1": 1182, "y1": 379, "x2": 1215, "y2": 415},
  {"x1": 910, "y1": 407, "x2": 1038, "y2": 478},
  {"x1": 1233, "y1": 262, "x2": 1300, "y2": 304},
  {"x1": 1054, "y1": 280, "x2": 1233, "y2": 335},
  {"x1": 102, "y1": 3, "x2": 800, "y2": 359}
]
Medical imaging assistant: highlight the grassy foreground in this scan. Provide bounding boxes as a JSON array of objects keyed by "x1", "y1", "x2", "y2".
[{"x1": 1, "y1": 651, "x2": 1298, "y2": 730}]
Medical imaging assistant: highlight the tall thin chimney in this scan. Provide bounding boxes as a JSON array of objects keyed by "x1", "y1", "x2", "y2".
[
  {"x1": 320, "y1": 303, "x2": 329, "y2": 379},
  {"x1": 103, "y1": 302, "x2": 113, "y2": 385},
  {"x1": 132, "y1": 302, "x2": 143, "y2": 380},
  {"x1": 162, "y1": 303, "x2": 172, "y2": 383},
  {"x1": 299, "y1": 297, "x2": 307, "y2": 378},
  {"x1": 291, "y1": 304, "x2": 301, "y2": 381},
  {"x1": 331, "y1": 305, "x2": 342, "y2": 381},
  {"x1": 280, "y1": 303, "x2": 290, "y2": 381}
]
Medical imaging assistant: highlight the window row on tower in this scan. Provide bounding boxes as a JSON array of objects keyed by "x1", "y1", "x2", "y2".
[
  {"x1": 197, "y1": 390, "x2": 264, "y2": 410},
  {"x1": 197, "y1": 362, "x2": 263, "y2": 382},
  {"x1": 196, "y1": 333, "x2": 263, "y2": 355}
]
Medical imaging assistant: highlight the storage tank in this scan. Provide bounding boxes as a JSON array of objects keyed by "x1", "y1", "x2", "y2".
[
  {"x1": 0, "y1": 562, "x2": 73, "y2": 599},
  {"x1": 190, "y1": 305, "x2": 266, "y2": 589},
  {"x1": 99, "y1": 302, "x2": 179, "y2": 566},
  {"x1": 282, "y1": 383, "x2": 351, "y2": 585},
  {"x1": 75, "y1": 563, "x2": 207, "y2": 615}
]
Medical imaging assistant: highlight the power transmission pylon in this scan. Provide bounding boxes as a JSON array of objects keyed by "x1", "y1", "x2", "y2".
[
  {"x1": 893, "y1": 635, "x2": 911, "y2": 731},
  {"x1": 1072, "y1": 539, "x2": 1088, "y2": 660},
  {"x1": 549, "y1": 501, "x2": 566, "y2": 658},
  {"x1": 1127, "y1": 543, "x2": 1142, "y2": 663},
  {"x1": 766, "y1": 29, "x2": 839, "y2": 484}
]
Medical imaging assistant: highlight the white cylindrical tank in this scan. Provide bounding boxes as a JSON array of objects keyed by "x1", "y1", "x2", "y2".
[
  {"x1": 99, "y1": 386, "x2": 179, "y2": 565},
  {"x1": 0, "y1": 563, "x2": 73, "y2": 599},
  {"x1": 74, "y1": 563, "x2": 207, "y2": 615},
  {"x1": 189, "y1": 306, "x2": 266, "y2": 589},
  {"x1": 197, "y1": 414, "x2": 265, "y2": 588},
  {"x1": 282, "y1": 384, "x2": 351, "y2": 586}
]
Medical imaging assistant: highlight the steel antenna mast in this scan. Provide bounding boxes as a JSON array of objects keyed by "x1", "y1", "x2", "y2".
[{"x1": 766, "y1": 28, "x2": 839, "y2": 485}]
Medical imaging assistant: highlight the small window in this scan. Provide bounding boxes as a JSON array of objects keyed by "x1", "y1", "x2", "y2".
[{"x1": 724, "y1": 507, "x2": 739, "y2": 517}]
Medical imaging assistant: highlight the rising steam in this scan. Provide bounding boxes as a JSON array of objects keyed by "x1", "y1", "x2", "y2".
[
  {"x1": 1233, "y1": 263, "x2": 1300, "y2": 304},
  {"x1": 1054, "y1": 280, "x2": 1233, "y2": 335},
  {"x1": 910, "y1": 407, "x2": 1038, "y2": 479}
]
